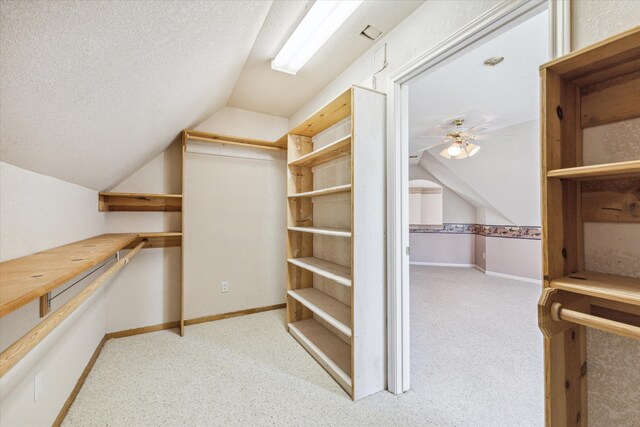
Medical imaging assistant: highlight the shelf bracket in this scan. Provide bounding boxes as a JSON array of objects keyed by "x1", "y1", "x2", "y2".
[
  {"x1": 39, "y1": 292, "x2": 51, "y2": 318},
  {"x1": 538, "y1": 288, "x2": 589, "y2": 338}
]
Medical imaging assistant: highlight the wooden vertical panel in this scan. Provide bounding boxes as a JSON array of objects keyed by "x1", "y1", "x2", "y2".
[
  {"x1": 286, "y1": 135, "x2": 314, "y2": 324},
  {"x1": 180, "y1": 131, "x2": 186, "y2": 337},
  {"x1": 39, "y1": 293, "x2": 50, "y2": 317}
]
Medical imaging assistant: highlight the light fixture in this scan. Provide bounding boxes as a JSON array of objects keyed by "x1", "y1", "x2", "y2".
[
  {"x1": 439, "y1": 119, "x2": 481, "y2": 160},
  {"x1": 272, "y1": 0, "x2": 363, "y2": 75}
]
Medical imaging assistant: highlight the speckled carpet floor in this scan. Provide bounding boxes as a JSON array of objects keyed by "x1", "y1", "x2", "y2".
[{"x1": 63, "y1": 266, "x2": 543, "y2": 426}]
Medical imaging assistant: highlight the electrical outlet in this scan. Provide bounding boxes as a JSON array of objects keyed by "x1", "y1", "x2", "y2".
[
  {"x1": 221, "y1": 281, "x2": 229, "y2": 293},
  {"x1": 34, "y1": 371, "x2": 43, "y2": 403}
]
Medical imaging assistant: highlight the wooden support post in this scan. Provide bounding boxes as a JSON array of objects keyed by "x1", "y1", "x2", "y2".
[{"x1": 39, "y1": 293, "x2": 50, "y2": 318}]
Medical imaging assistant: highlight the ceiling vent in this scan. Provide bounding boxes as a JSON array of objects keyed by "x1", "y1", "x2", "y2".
[{"x1": 360, "y1": 25, "x2": 382, "y2": 41}]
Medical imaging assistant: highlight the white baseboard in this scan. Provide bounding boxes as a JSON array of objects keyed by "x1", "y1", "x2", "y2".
[
  {"x1": 412, "y1": 262, "x2": 541, "y2": 284},
  {"x1": 483, "y1": 269, "x2": 541, "y2": 284},
  {"x1": 410, "y1": 261, "x2": 476, "y2": 268}
]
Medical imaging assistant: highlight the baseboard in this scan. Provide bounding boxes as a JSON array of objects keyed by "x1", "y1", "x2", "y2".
[
  {"x1": 53, "y1": 334, "x2": 108, "y2": 427},
  {"x1": 106, "y1": 321, "x2": 181, "y2": 339},
  {"x1": 483, "y1": 270, "x2": 542, "y2": 284},
  {"x1": 410, "y1": 261, "x2": 476, "y2": 267},
  {"x1": 184, "y1": 303, "x2": 286, "y2": 326},
  {"x1": 412, "y1": 262, "x2": 540, "y2": 284}
]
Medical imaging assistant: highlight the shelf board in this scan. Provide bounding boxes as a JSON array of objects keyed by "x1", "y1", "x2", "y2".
[
  {"x1": 288, "y1": 88, "x2": 352, "y2": 137},
  {"x1": 288, "y1": 136, "x2": 351, "y2": 168},
  {"x1": 0, "y1": 233, "x2": 139, "y2": 317},
  {"x1": 99, "y1": 192, "x2": 182, "y2": 212},
  {"x1": 288, "y1": 288, "x2": 351, "y2": 336},
  {"x1": 547, "y1": 160, "x2": 640, "y2": 180},
  {"x1": 551, "y1": 271, "x2": 640, "y2": 306},
  {"x1": 288, "y1": 257, "x2": 351, "y2": 287},
  {"x1": 183, "y1": 129, "x2": 286, "y2": 150},
  {"x1": 288, "y1": 319, "x2": 352, "y2": 394},
  {"x1": 132, "y1": 232, "x2": 182, "y2": 249},
  {"x1": 287, "y1": 226, "x2": 351, "y2": 238},
  {"x1": 288, "y1": 184, "x2": 351, "y2": 198}
]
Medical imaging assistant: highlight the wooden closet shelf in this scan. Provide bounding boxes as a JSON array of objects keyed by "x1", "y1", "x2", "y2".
[
  {"x1": 99, "y1": 192, "x2": 182, "y2": 212},
  {"x1": 551, "y1": 271, "x2": 640, "y2": 306},
  {"x1": 288, "y1": 319, "x2": 352, "y2": 392},
  {"x1": 183, "y1": 129, "x2": 287, "y2": 150},
  {"x1": 0, "y1": 233, "x2": 139, "y2": 317},
  {"x1": 547, "y1": 160, "x2": 640, "y2": 180},
  {"x1": 288, "y1": 184, "x2": 351, "y2": 198},
  {"x1": 288, "y1": 136, "x2": 351, "y2": 167},
  {"x1": 287, "y1": 226, "x2": 351, "y2": 238},
  {"x1": 288, "y1": 288, "x2": 351, "y2": 336},
  {"x1": 288, "y1": 257, "x2": 351, "y2": 287}
]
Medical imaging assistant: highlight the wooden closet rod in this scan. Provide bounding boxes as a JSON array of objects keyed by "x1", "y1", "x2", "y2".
[
  {"x1": 551, "y1": 302, "x2": 640, "y2": 341},
  {"x1": 186, "y1": 135, "x2": 283, "y2": 151},
  {"x1": 0, "y1": 241, "x2": 146, "y2": 378}
]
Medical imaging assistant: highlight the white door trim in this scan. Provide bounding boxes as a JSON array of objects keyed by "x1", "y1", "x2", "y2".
[{"x1": 386, "y1": 0, "x2": 571, "y2": 394}]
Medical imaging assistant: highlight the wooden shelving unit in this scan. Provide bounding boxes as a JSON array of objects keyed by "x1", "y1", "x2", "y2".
[
  {"x1": 99, "y1": 192, "x2": 182, "y2": 212},
  {"x1": 286, "y1": 86, "x2": 386, "y2": 400},
  {"x1": 537, "y1": 27, "x2": 640, "y2": 426}
]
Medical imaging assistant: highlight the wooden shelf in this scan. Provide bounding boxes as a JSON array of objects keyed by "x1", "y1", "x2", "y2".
[
  {"x1": 288, "y1": 288, "x2": 351, "y2": 336},
  {"x1": 288, "y1": 319, "x2": 352, "y2": 393},
  {"x1": 288, "y1": 184, "x2": 351, "y2": 198},
  {"x1": 547, "y1": 160, "x2": 640, "y2": 180},
  {"x1": 0, "y1": 234, "x2": 138, "y2": 317},
  {"x1": 288, "y1": 257, "x2": 351, "y2": 287},
  {"x1": 288, "y1": 88, "x2": 352, "y2": 137},
  {"x1": 287, "y1": 226, "x2": 351, "y2": 238},
  {"x1": 183, "y1": 129, "x2": 286, "y2": 150},
  {"x1": 551, "y1": 271, "x2": 640, "y2": 306},
  {"x1": 99, "y1": 192, "x2": 182, "y2": 212},
  {"x1": 133, "y1": 232, "x2": 182, "y2": 249},
  {"x1": 288, "y1": 136, "x2": 351, "y2": 168}
]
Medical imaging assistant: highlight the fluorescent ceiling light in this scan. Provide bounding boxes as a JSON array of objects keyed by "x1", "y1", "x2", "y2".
[{"x1": 272, "y1": 0, "x2": 363, "y2": 75}]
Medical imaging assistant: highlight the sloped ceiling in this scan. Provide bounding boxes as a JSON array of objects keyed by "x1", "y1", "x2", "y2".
[
  {"x1": 0, "y1": 1, "x2": 272, "y2": 190},
  {"x1": 228, "y1": 0, "x2": 423, "y2": 117}
]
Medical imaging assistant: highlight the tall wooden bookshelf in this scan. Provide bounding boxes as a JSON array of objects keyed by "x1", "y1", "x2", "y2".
[
  {"x1": 286, "y1": 86, "x2": 386, "y2": 400},
  {"x1": 537, "y1": 27, "x2": 640, "y2": 426}
]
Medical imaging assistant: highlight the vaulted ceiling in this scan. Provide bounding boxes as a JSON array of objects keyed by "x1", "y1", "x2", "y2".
[{"x1": 0, "y1": 1, "x2": 422, "y2": 191}]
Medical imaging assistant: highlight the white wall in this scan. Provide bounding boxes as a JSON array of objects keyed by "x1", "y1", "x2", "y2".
[
  {"x1": 409, "y1": 233, "x2": 475, "y2": 265},
  {"x1": 409, "y1": 165, "x2": 475, "y2": 223},
  {"x1": 183, "y1": 107, "x2": 289, "y2": 321},
  {"x1": 0, "y1": 162, "x2": 108, "y2": 426},
  {"x1": 104, "y1": 141, "x2": 182, "y2": 333}
]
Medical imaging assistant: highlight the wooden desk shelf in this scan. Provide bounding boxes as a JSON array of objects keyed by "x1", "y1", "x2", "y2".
[
  {"x1": 547, "y1": 160, "x2": 640, "y2": 180},
  {"x1": 99, "y1": 192, "x2": 182, "y2": 212}
]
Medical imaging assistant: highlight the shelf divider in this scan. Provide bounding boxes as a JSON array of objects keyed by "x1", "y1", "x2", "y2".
[
  {"x1": 288, "y1": 136, "x2": 351, "y2": 168},
  {"x1": 288, "y1": 184, "x2": 351, "y2": 198},
  {"x1": 550, "y1": 271, "x2": 640, "y2": 306},
  {"x1": 287, "y1": 226, "x2": 351, "y2": 238}
]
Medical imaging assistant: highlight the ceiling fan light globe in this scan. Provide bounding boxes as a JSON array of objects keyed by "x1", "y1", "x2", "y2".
[
  {"x1": 439, "y1": 148, "x2": 452, "y2": 159},
  {"x1": 446, "y1": 144, "x2": 462, "y2": 156},
  {"x1": 454, "y1": 151, "x2": 468, "y2": 160},
  {"x1": 467, "y1": 144, "x2": 481, "y2": 157}
]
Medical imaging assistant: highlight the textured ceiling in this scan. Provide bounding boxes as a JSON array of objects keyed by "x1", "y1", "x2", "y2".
[
  {"x1": 0, "y1": 0, "x2": 271, "y2": 190},
  {"x1": 408, "y1": 9, "x2": 548, "y2": 157},
  {"x1": 227, "y1": 0, "x2": 423, "y2": 117}
]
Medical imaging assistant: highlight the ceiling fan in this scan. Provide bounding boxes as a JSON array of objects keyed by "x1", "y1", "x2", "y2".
[{"x1": 415, "y1": 118, "x2": 487, "y2": 160}]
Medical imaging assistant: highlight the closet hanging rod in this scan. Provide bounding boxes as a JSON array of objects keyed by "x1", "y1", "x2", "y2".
[
  {"x1": 550, "y1": 302, "x2": 640, "y2": 340},
  {"x1": 0, "y1": 241, "x2": 146, "y2": 378},
  {"x1": 186, "y1": 135, "x2": 282, "y2": 151}
]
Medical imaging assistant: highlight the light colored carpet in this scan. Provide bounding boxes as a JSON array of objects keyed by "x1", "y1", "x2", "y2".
[{"x1": 63, "y1": 266, "x2": 543, "y2": 426}]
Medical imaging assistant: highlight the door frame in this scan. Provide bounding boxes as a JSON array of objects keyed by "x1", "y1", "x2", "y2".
[{"x1": 386, "y1": 0, "x2": 572, "y2": 394}]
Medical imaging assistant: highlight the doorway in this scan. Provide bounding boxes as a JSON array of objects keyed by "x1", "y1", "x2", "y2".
[{"x1": 386, "y1": 0, "x2": 571, "y2": 419}]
